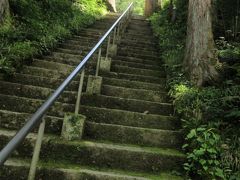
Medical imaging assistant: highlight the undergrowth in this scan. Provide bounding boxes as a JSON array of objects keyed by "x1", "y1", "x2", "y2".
[
  {"x1": 0, "y1": 0, "x2": 107, "y2": 75},
  {"x1": 150, "y1": 1, "x2": 240, "y2": 179}
]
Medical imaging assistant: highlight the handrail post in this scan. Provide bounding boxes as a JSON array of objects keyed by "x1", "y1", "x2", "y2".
[
  {"x1": 95, "y1": 48, "x2": 102, "y2": 76},
  {"x1": 106, "y1": 35, "x2": 111, "y2": 59},
  {"x1": 75, "y1": 68, "x2": 85, "y2": 114},
  {"x1": 28, "y1": 119, "x2": 46, "y2": 180}
]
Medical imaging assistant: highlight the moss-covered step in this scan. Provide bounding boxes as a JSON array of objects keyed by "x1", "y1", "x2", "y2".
[
  {"x1": 112, "y1": 59, "x2": 161, "y2": 71},
  {"x1": 102, "y1": 77, "x2": 166, "y2": 91},
  {"x1": 121, "y1": 38, "x2": 156, "y2": 46},
  {"x1": 0, "y1": 130, "x2": 185, "y2": 173},
  {"x1": 102, "y1": 85, "x2": 168, "y2": 103},
  {"x1": 101, "y1": 71, "x2": 166, "y2": 84},
  {"x1": 81, "y1": 94, "x2": 173, "y2": 116},
  {"x1": 0, "y1": 94, "x2": 74, "y2": 118},
  {"x1": 55, "y1": 47, "x2": 91, "y2": 56},
  {"x1": 85, "y1": 121, "x2": 183, "y2": 149},
  {"x1": 21, "y1": 66, "x2": 94, "y2": 80},
  {"x1": 79, "y1": 105, "x2": 179, "y2": 130},
  {"x1": 118, "y1": 46, "x2": 158, "y2": 56},
  {"x1": 111, "y1": 65, "x2": 165, "y2": 77},
  {"x1": 120, "y1": 41, "x2": 156, "y2": 49},
  {"x1": 0, "y1": 110, "x2": 62, "y2": 135},
  {"x1": 51, "y1": 51, "x2": 97, "y2": 62},
  {"x1": 0, "y1": 81, "x2": 77, "y2": 104},
  {"x1": 59, "y1": 42, "x2": 107, "y2": 52},
  {"x1": 1, "y1": 158, "x2": 184, "y2": 180},
  {"x1": 113, "y1": 55, "x2": 161, "y2": 66},
  {"x1": 117, "y1": 51, "x2": 160, "y2": 61},
  {"x1": 5, "y1": 73, "x2": 80, "y2": 91}
]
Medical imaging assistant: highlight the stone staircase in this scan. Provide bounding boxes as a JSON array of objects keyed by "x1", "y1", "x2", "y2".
[{"x1": 0, "y1": 14, "x2": 185, "y2": 179}]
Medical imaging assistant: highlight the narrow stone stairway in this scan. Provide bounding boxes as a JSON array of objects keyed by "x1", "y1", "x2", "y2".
[{"x1": 0, "y1": 14, "x2": 185, "y2": 179}]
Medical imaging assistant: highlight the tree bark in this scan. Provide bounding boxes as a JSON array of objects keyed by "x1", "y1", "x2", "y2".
[
  {"x1": 106, "y1": 0, "x2": 116, "y2": 12},
  {"x1": 184, "y1": 0, "x2": 219, "y2": 86},
  {"x1": 0, "y1": 0, "x2": 9, "y2": 24},
  {"x1": 145, "y1": 0, "x2": 158, "y2": 17}
]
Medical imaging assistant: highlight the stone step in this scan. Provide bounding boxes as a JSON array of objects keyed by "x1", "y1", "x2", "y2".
[
  {"x1": 119, "y1": 46, "x2": 158, "y2": 56},
  {"x1": 85, "y1": 122, "x2": 183, "y2": 149},
  {"x1": 0, "y1": 158, "x2": 169, "y2": 180},
  {"x1": 111, "y1": 65, "x2": 165, "y2": 77},
  {"x1": 51, "y1": 51, "x2": 97, "y2": 62},
  {"x1": 113, "y1": 55, "x2": 161, "y2": 66},
  {"x1": 0, "y1": 105, "x2": 179, "y2": 136},
  {"x1": 102, "y1": 77, "x2": 166, "y2": 91},
  {"x1": 0, "y1": 94, "x2": 74, "y2": 118},
  {"x1": 0, "y1": 81, "x2": 77, "y2": 104},
  {"x1": 81, "y1": 94, "x2": 173, "y2": 116},
  {"x1": 120, "y1": 40, "x2": 156, "y2": 49},
  {"x1": 121, "y1": 38, "x2": 156, "y2": 47},
  {"x1": 102, "y1": 85, "x2": 168, "y2": 103},
  {"x1": 1, "y1": 158, "x2": 183, "y2": 180},
  {"x1": 0, "y1": 130, "x2": 185, "y2": 173},
  {"x1": 112, "y1": 59, "x2": 160, "y2": 71},
  {"x1": 0, "y1": 110, "x2": 62, "y2": 135},
  {"x1": 21, "y1": 66, "x2": 94, "y2": 81},
  {"x1": 117, "y1": 51, "x2": 159, "y2": 61},
  {"x1": 101, "y1": 71, "x2": 165, "y2": 84},
  {"x1": 79, "y1": 105, "x2": 179, "y2": 130},
  {"x1": 3, "y1": 73, "x2": 80, "y2": 91}
]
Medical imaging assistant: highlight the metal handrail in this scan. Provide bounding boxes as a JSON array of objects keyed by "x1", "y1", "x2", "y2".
[{"x1": 0, "y1": 2, "x2": 133, "y2": 166}]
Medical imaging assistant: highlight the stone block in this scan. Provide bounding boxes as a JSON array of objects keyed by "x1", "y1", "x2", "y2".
[
  {"x1": 61, "y1": 113, "x2": 86, "y2": 141},
  {"x1": 108, "y1": 44, "x2": 118, "y2": 57},
  {"x1": 100, "y1": 57, "x2": 112, "y2": 72},
  {"x1": 86, "y1": 75, "x2": 103, "y2": 95}
]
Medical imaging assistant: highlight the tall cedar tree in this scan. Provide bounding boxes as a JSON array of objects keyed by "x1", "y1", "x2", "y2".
[
  {"x1": 0, "y1": 0, "x2": 9, "y2": 24},
  {"x1": 184, "y1": 0, "x2": 219, "y2": 86}
]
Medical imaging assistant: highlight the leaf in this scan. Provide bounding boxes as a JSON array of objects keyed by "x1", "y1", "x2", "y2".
[{"x1": 187, "y1": 129, "x2": 197, "y2": 139}]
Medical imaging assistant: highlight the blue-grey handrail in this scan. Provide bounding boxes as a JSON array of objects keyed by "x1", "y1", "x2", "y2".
[{"x1": 0, "y1": 2, "x2": 133, "y2": 165}]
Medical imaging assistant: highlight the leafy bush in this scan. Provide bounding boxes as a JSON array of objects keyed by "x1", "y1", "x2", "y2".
[
  {"x1": 0, "y1": 0, "x2": 107, "y2": 75},
  {"x1": 150, "y1": 2, "x2": 240, "y2": 179}
]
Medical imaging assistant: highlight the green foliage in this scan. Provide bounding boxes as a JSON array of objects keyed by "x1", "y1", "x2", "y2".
[
  {"x1": 150, "y1": 2, "x2": 240, "y2": 179},
  {"x1": 116, "y1": 0, "x2": 145, "y2": 15},
  {"x1": 0, "y1": 0, "x2": 107, "y2": 75},
  {"x1": 183, "y1": 127, "x2": 224, "y2": 179}
]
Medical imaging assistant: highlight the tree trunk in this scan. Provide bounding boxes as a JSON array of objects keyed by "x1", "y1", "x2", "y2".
[
  {"x1": 184, "y1": 0, "x2": 219, "y2": 86},
  {"x1": 106, "y1": 0, "x2": 116, "y2": 12},
  {"x1": 0, "y1": 0, "x2": 9, "y2": 24},
  {"x1": 145, "y1": 0, "x2": 158, "y2": 17}
]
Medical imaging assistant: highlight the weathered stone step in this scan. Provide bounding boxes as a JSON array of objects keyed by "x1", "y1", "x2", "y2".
[
  {"x1": 21, "y1": 66, "x2": 94, "y2": 81},
  {"x1": 121, "y1": 38, "x2": 156, "y2": 47},
  {"x1": 119, "y1": 44, "x2": 157, "y2": 52},
  {"x1": 3, "y1": 158, "x2": 180, "y2": 180},
  {"x1": 3, "y1": 73, "x2": 80, "y2": 91},
  {"x1": 102, "y1": 85, "x2": 168, "y2": 103},
  {"x1": 0, "y1": 94, "x2": 74, "y2": 118},
  {"x1": 118, "y1": 51, "x2": 159, "y2": 61},
  {"x1": 0, "y1": 130, "x2": 185, "y2": 173},
  {"x1": 102, "y1": 77, "x2": 166, "y2": 91},
  {"x1": 59, "y1": 42, "x2": 107, "y2": 52},
  {"x1": 111, "y1": 65, "x2": 165, "y2": 77},
  {"x1": 0, "y1": 81, "x2": 77, "y2": 104},
  {"x1": 85, "y1": 122, "x2": 183, "y2": 149},
  {"x1": 120, "y1": 40, "x2": 156, "y2": 49},
  {"x1": 101, "y1": 71, "x2": 165, "y2": 84},
  {"x1": 81, "y1": 94, "x2": 173, "y2": 116},
  {"x1": 0, "y1": 110, "x2": 62, "y2": 135},
  {"x1": 119, "y1": 46, "x2": 158, "y2": 56},
  {"x1": 112, "y1": 59, "x2": 160, "y2": 71},
  {"x1": 51, "y1": 51, "x2": 98, "y2": 62},
  {"x1": 114, "y1": 55, "x2": 161, "y2": 66},
  {"x1": 80, "y1": 105, "x2": 179, "y2": 130}
]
